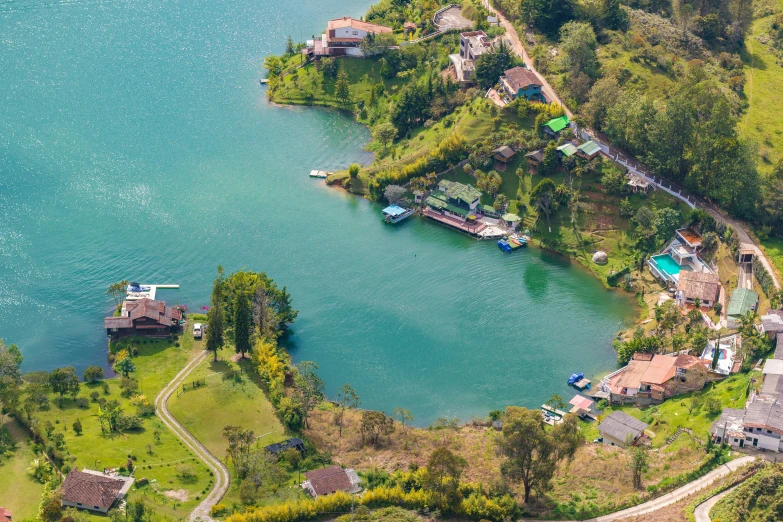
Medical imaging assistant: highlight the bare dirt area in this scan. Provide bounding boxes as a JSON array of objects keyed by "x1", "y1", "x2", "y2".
[{"x1": 164, "y1": 489, "x2": 190, "y2": 502}]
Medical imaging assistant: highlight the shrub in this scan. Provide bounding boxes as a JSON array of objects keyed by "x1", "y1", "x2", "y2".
[
  {"x1": 115, "y1": 414, "x2": 143, "y2": 431},
  {"x1": 176, "y1": 463, "x2": 198, "y2": 482},
  {"x1": 72, "y1": 419, "x2": 83, "y2": 435},
  {"x1": 83, "y1": 365, "x2": 104, "y2": 383},
  {"x1": 90, "y1": 391, "x2": 100, "y2": 402},
  {"x1": 348, "y1": 163, "x2": 360, "y2": 178}
]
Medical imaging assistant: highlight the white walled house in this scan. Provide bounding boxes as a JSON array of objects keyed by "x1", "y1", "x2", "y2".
[{"x1": 311, "y1": 17, "x2": 393, "y2": 57}]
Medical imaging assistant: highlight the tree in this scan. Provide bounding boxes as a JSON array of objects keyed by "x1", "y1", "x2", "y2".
[
  {"x1": 263, "y1": 55, "x2": 284, "y2": 78},
  {"x1": 629, "y1": 446, "x2": 649, "y2": 489},
  {"x1": 655, "y1": 207, "x2": 683, "y2": 243},
  {"x1": 394, "y1": 407, "x2": 413, "y2": 435},
  {"x1": 83, "y1": 365, "x2": 104, "y2": 383},
  {"x1": 531, "y1": 178, "x2": 558, "y2": 232},
  {"x1": 49, "y1": 366, "x2": 80, "y2": 402},
  {"x1": 474, "y1": 40, "x2": 515, "y2": 89},
  {"x1": 335, "y1": 66, "x2": 352, "y2": 108},
  {"x1": 106, "y1": 280, "x2": 129, "y2": 309},
  {"x1": 633, "y1": 206, "x2": 658, "y2": 244},
  {"x1": 223, "y1": 425, "x2": 255, "y2": 478},
  {"x1": 494, "y1": 194, "x2": 509, "y2": 212},
  {"x1": 705, "y1": 397, "x2": 722, "y2": 415},
  {"x1": 293, "y1": 361, "x2": 324, "y2": 429},
  {"x1": 372, "y1": 122, "x2": 398, "y2": 153},
  {"x1": 113, "y1": 357, "x2": 136, "y2": 378},
  {"x1": 0, "y1": 340, "x2": 23, "y2": 413},
  {"x1": 234, "y1": 290, "x2": 252, "y2": 359},
  {"x1": 477, "y1": 171, "x2": 502, "y2": 196},
  {"x1": 583, "y1": 76, "x2": 620, "y2": 130},
  {"x1": 285, "y1": 35, "x2": 295, "y2": 56},
  {"x1": 546, "y1": 394, "x2": 567, "y2": 411},
  {"x1": 206, "y1": 266, "x2": 225, "y2": 362},
  {"x1": 559, "y1": 22, "x2": 598, "y2": 79},
  {"x1": 602, "y1": 0, "x2": 629, "y2": 30},
  {"x1": 499, "y1": 406, "x2": 557, "y2": 503},
  {"x1": 73, "y1": 418, "x2": 83, "y2": 435},
  {"x1": 538, "y1": 142, "x2": 560, "y2": 178},
  {"x1": 360, "y1": 410, "x2": 395, "y2": 446},
  {"x1": 384, "y1": 184, "x2": 406, "y2": 205},
  {"x1": 348, "y1": 163, "x2": 360, "y2": 178},
  {"x1": 688, "y1": 395, "x2": 704, "y2": 414},
  {"x1": 424, "y1": 447, "x2": 467, "y2": 510},
  {"x1": 337, "y1": 383, "x2": 360, "y2": 437},
  {"x1": 701, "y1": 231, "x2": 718, "y2": 252}
]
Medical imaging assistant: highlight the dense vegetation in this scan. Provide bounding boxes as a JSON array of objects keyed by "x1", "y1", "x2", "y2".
[{"x1": 710, "y1": 464, "x2": 783, "y2": 521}]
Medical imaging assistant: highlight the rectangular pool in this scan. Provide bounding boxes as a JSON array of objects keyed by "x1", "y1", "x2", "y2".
[{"x1": 650, "y1": 254, "x2": 684, "y2": 280}]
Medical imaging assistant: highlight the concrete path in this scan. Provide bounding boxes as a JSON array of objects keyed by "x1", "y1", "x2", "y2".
[
  {"x1": 693, "y1": 484, "x2": 739, "y2": 522},
  {"x1": 154, "y1": 350, "x2": 231, "y2": 521}
]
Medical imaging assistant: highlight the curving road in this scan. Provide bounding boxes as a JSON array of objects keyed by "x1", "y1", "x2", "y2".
[
  {"x1": 693, "y1": 484, "x2": 739, "y2": 522},
  {"x1": 154, "y1": 350, "x2": 231, "y2": 521}
]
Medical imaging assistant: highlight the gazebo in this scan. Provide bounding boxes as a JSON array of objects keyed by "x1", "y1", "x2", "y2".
[{"x1": 502, "y1": 213, "x2": 521, "y2": 229}]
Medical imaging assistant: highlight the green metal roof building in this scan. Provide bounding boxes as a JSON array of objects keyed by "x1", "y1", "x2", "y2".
[
  {"x1": 543, "y1": 115, "x2": 570, "y2": 135},
  {"x1": 577, "y1": 140, "x2": 601, "y2": 158},
  {"x1": 425, "y1": 192, "x2": 470, "y2": 217},
  {"x1": 727, "y1": 288, "x2": 759, "y2": 318},
  {"x1": 437, "y1": 180, "x2": 482, "y2": 209},
  {"x1": 557, "y1": 143, "x2": 578, "y2": 157}
]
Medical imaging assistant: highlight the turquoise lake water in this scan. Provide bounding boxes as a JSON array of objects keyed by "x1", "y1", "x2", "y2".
[{"x1": 0, "y1": 0, "x2": 634, "y2": 424}]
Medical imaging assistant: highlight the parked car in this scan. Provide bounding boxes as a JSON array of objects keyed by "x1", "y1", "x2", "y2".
[{"x1": 193, "y1": 322, "x2": 203, "y2": 340}]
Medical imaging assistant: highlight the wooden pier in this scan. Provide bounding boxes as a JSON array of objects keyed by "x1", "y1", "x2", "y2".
[{"x1": 127, "y1": 284, "x2": 180, "y2": 301}]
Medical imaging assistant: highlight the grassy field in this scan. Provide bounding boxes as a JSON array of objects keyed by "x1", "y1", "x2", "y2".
[
  {"x1": 759, "y1": 236, "x2": 783, "y2": 281},
  {"x1": 0, "y1": 418, "x2": 45, "y2": 518},
  {"x1": 25, "y1": 335, "x2": 213, "y2": 518},
  {"x1": 741, "y1": 0, "x2": 783, "y2": 173}
]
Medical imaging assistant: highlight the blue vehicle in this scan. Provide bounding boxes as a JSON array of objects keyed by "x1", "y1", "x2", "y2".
[
  {"x1": 567, "y1": 372, "x2": 584, "y2": 385},
  {"x1": 497, "y1": 240, "x2": 512, "y2": 252}
]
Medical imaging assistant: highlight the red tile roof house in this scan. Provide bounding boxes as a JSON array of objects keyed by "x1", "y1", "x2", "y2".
[
  {"x1": 302, "y1": 465, "x2": 361, "y2": 498},
  {"x1": 61, "y1": 469, "x2": 134, "y2": 514},
  {"x1": 104, "y1": 298, "x2": 182, "y2": 339},
  {"x1": 308, "y1": 17, "x2": 393, "y2": 58}
]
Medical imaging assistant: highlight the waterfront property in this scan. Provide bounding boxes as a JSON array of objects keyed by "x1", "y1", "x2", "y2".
[
  {"x1": 711, "y1": 358, "x2": 783, "y2": 452},
  {"x1": 302, "y1": 466, "x2": 361, "y2": 498},
  {"x1": 104, "y1": 298, "x2": 182, "y2": 339},
  {"x1": 569, "y1": 394, "x2": 596, "y2": 419},
  {"x1": 649, "y1": 228, "x2": 714, "y2": 286},
  {"x1": 499, "y1": 66, "x2": 545, "y2": 102},
  {"x1": 598, "y1": 411, "x2": 648, "y2": 447},
  {"x1": 542, "y1": 115, "x2": 570, "y2": 137},
  {"x1": 423, "y1": 180, "x2": 508, "y2": 239},
  {"x1": 382, "y1": 204, "x2": 414, "y2": 224},
  {"x1": 600, "y1": 352, "x2": 711, "y2": 404},
  {"x1": 450, "y1": 31, "x2": 493, "y2": 83},
  {"x1": 700, "y1": 334, "x2": 742, "y2": 376},
  {"x1": 61, "y1": 469, "x2": 133, "y2": 514},
  {"x1": 726, "y1": 288, "x2": 759, "y2": 329},
  {"x1": 304, "y1": 17, "x2": 392, "y2": 58}
]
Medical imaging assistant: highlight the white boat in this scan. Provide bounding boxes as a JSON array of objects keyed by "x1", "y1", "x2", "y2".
[{"x1": 309, "y1": 170, "x2": 329, "y2": 178}]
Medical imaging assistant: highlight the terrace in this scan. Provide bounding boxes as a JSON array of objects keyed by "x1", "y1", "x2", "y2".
[{"x1": 647, "y1": 229, "x2": 712, "y2": 285}]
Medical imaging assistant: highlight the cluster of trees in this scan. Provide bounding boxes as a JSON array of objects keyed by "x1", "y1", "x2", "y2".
[
  {"x1": 474, "y1": 41, "x2": 518, "y2": 89},
  {"x1": 223, "y1": 425, "x2": 289, "y2": 503},
  {"x1": 205, "y1": 266, "x2": 298, "y2": 362}
]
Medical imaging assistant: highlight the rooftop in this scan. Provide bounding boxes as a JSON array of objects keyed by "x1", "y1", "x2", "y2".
[
  {"x1": 502, "y1": 66, "x2": 541, "y2": 91},
  {"x1": 569, "y1": 394, "x2": 594, "y2": 411},
  {"x1": 304, "y1": 465, "x2": 353, "y2": 496},
  {"x1": 493, "y1": 145, "x2": 516, "y2": 159},
  {"x1": 640, "y1": 355, "x2": 677, "y2": 385},
  {"x1": 543, "y1": 115, "x2": 570, "y2": 133},
  {"x1": 761, "y1": 310, "x2": 783, "y2": 333},
  {"x1": 763, "y1": 358, "x2": 783, "y2": 376},
  {"x1": 761, "y1": 373, "x2": 783, "y2": 399},
  {"x1": 677, "y1": 271, "x2": 721, "y2": 303},
  {"x1": 744, "y1": 400, "x2": 783, "y2": 434},
  {"x1": 525, "y1": 149, "x2": 544, "y2": 162},
  {"x1": 599, "y1": 411, "x2": 648, "y2": 442},
  {"x1": 62, "y1": 469, "x2": 128, "y2": 511},
  {"x1": 726, "y1": 288, "x2": 759, "y2": 317},
  {"x1": 438, "y1": 179, "x2": 482, "y2": 206},
  {"x1": 382, "y1": 204, "x2": 409, "y2": 217},
  {"x1": 676, "y1": 228, "x2": 702, "y2": 247},
  {"x1": 577, "y1": 140, "x2": 601, "y2": 156},
  {"x1": 327, "y1": 17, "x2": 392, "y2": 34},
  {"x1": 557, "y1": 143, "x2": 578, "y2": 157}
]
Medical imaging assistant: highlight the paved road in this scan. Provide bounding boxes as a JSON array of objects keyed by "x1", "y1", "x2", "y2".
[
  {"x1": 693, "y1": 484, "x2": 739, "y2": 522},
  {"x1": 483, "y1": 1, "x2": 780, "y2": 291},
  {"x1": 154, "y1": 350, "x2": 231, "y2": 521}
]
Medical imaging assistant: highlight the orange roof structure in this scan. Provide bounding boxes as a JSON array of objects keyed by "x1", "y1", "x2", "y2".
[
  {"x1": 640, "y1": 355, "x2": 677, "y2": 385},
  {"x1": 327, "y1": 17, "x2": 392, "y2": 34},
  {"x1": 616, "y1": 360, "x2": 650, "y2": 389}
]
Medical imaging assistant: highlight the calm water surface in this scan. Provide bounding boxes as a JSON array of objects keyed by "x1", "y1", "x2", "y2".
[{"x1": 0, "y1": 0, "x2": 634, "y2": 424}]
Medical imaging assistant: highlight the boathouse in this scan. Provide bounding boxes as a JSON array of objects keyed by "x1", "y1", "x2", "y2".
[{"x1": 104, "y1": 298, "x2": 182, "y2": 339}]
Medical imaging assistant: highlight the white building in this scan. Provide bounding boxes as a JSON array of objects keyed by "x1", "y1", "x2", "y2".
[{"x1": 310, "y1": 17, "x2": 393, "y2": 57}]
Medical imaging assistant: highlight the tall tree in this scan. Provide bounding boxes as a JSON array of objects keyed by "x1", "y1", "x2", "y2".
[
  {"x1": 335, "y1": 66, "x2": 352, "y2": 108},
  {"x1": 106, "y1": 280, "x2": 129, "y2": 309},
  {"x1": 234, "y1": 290, "x2": 252, "y2": 359},
  {"x1": 394, "y1": 407, "x2": 413, "y2": 435},
  {"x1": 360, "y1": 410, "x2": 395, "y2": 446},
  {"x1": 530, "y1": 178, "x2": 558, "y2": 232},
  {"x1": 424, "y1": 447, "x2": 467, "y2": 510},
  {"x1": 0, "y1": 340, "x2": 23, "y2": 414},
  {"x1": 113, "y1": 357, "x2": 136, "y2": 378},
  {"x1": 474, "y1": 40, "x2": 515, "y2": 90},
  {"x1": 629, "y1": 446, "x2": 649, "y2": 489},
  {"x1": 337, "y1": 383, "x2": 360, "y2": 437},
  {"x1": 293, "y1": 361, "x2": 324, "y2": 429},
  {"x1": 49, "y1": 367, "x2": 80, "y2": 402},
  {"x1": 519, "y1": 0, "x2": 575, "y2": 35},
  {"x1": 223, "y1": 425, "x2": 256, "y2": 478},
  {"x1": 206, "y1": 266, "x2": 225, "y2": 362},
  {"x1": 559, "y1": 22, "x2": 598, "y2": 79}
]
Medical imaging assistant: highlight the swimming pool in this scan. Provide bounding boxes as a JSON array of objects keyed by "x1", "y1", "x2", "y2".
[{"x1": 650, "y1": 254, "x2": 683, "y2": 280}]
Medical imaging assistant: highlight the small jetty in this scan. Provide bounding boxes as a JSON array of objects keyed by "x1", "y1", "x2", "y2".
[
  {"x1": 309, "y1": 170, "x2": 330, "y2": 178},
  {"x1": 259, "y1": 78, "x2": 269, "y2": 85},
  {"x1": 382, "y1": 204, "x2": 414, "y2": 224},
  {"x1": 541, "y1": 404, "x2": 566, "y2": 425},
  {"x1": 126, "y1": 282, "x2": 180, "y2": 301},
  {"x1": 567, "y1": 372, "x2": 592, "y2": 390},
  {"x1": 497, "y1": 235, "x2": 528, "y2": 252}
]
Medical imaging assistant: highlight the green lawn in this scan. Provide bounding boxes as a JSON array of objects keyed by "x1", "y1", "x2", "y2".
[
  {"x1": 760, "y1": 236, "x2": 783, "y2": 281},
  {"x1": 0, "y1": 418, "x2": 45, "y2": 519},
  {"x1": 741, "y1": 0, "x2": 783, "y2": 173},
  {"x1": 26, "y1": 336, "x2": 212, "y2": 518}
]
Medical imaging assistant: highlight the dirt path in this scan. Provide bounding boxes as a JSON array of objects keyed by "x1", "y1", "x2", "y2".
[{"x1": 154, "y1": 350, "x2": 231, "y2": 521}]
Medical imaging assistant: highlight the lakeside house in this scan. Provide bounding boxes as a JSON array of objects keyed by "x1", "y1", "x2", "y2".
[
  {"x1": 499, "y1": 66, "x2": 545, "y2": 102},
  {"x1": 493, "y1": 145, "x2": 517, "y2": 165},
  {"x1": 104, "y1": 298, "x2": 182, "y2": 339},
  {"x1": 711, "y1": 358, "x2": 783, "y2": 452},
  {"x1": 302, "y1": 465, "x2": 361, "y2": 498},
  {"x1": 450, "y1": 31, "x2": 494, "y2": 83},
  {"x1": 676, "y1": 271, "x2": 722, "y2": 309},
  {"x1": 648, "y1": 228, "x2": 715, "y2": 287},
  {"x1": 423, "y1": 180, "x2": 507, "y2": 239},
  {"x1": 726, "y1": 288, "x2": 759, "y2": 329},
  {"x1": 599, "y1": 352, "x2": 711, "y2": 405},
  {"x1": 598, "y1": 411, "x2": 649, "y2": 447},
  {"x1": 542, "y1": 115, "x2": 570, "y2": 137},
  {"x1": 305, "y1": 17, "x2": 392, "y2": 58},
  {"x1": 700, "y1": 334, "x2": 742, "y2": 376},
  {"x1": 61, "y1": 469, "x2": 133, "y2": 514}
]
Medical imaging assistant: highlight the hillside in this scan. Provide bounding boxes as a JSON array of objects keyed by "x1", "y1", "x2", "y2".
[{"x1": 710, "y1": 464, "x2": 783, "y2": 521}]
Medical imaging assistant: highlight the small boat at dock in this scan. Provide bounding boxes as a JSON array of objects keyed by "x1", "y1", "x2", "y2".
[
  {"x1": 309, "y1": 170, "x2": 330, "y2": 178},
  {"x1": 382, "y1": 204, "x2": 414, "y2": 224}
]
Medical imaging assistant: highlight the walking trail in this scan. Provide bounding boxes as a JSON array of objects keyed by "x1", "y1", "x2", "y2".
[
  {"x1": 154, "y1": 350, "x2": 231, "y2": 521},
  {"x1": 482, "y1": 1, "x2": 780, "y2": 291}
]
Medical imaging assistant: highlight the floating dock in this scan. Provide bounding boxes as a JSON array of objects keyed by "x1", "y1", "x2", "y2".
[
  {"x1": 126, "y1": 284, "x2": 180, "y2": 301},
  {"x1": 309, "y1": 170, "x2": 331, "y2": 178},
  {"x1": 573, "y1": 378, "x2": 592, "y2": 390}
]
